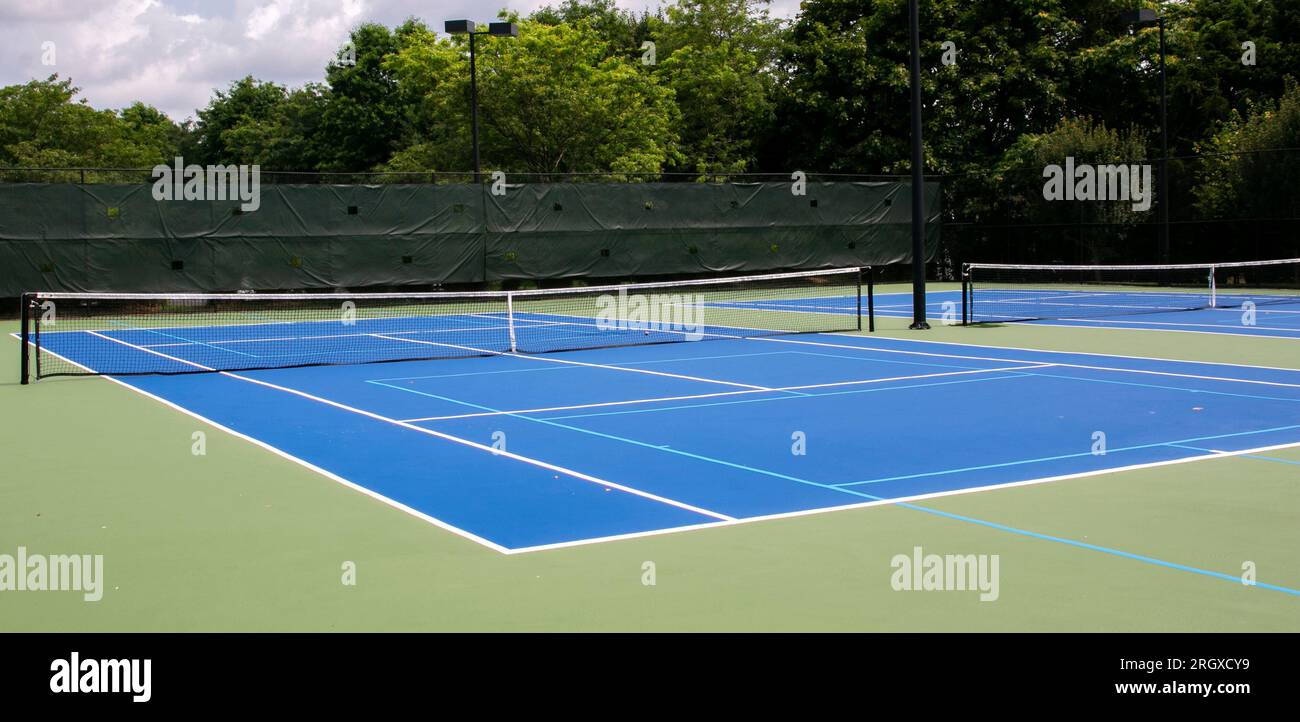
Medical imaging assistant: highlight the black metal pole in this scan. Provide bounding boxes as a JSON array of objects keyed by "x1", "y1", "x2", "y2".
[
  {"x1": 867, "y1": 267, "x2": 875, "y2": 332},
  {"x1": 961, "y1": 268, "x2": 969, "y2": 326},
  {"x1": 470, "y1": 31, "x2": 480, "y2": 184},
  {"x1": 908, "y1": 0, "x2": 929, "y2": 330},
  {"x1": 1158, "y1": 18, "x2": 1169, "y2": 265},
  {"x1": 19, "y1": 293, "x2": 31, "y2": 385},
  {"x1": 856, "y1": 268, "x2": 863, "y2": 331}
]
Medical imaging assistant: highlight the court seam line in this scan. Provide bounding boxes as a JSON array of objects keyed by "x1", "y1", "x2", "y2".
[
  {"x1": 134, "y1": 320, "x2": 563, "y2": 348},
  {"x1": 839, "y1": 423, "x2": 1300, "y2": 487},
  {"x1": 380, "y1": 368, "x2": 1300, "y2": 581},
  {"x1": 18, "y1": 332, "x2": 1300, "y2": 580},
  {"x1": 892, "y1": 502, "x2": 1300, "y2": 597},
  {"x1": 1018, "y1": 316, "x2": 1300, "y2": 332},
  {"x1": 1012, "y1": 368, "x2": 1300, "y2": 404},
  {"x1": 384, "y1": 369, "x2": 1299, "y2": 528},
  {"x1": 395, "y1": 364, "x2": 1051, "y2": 422},
  {"x1": 871, "y1": 315, "x2": 1300, "y2": 339},
  {"x1": 505, "y1": 438, "x2": 1300, "y2": 565},
  {"x1": 117, "y1": 324, "x2": 261, "y2": 359},
  {"x1": 540, "y1": 373, "x2": 1039, "y2": 422},
  {"x1": 533, "y1": 347, "x2": 1300, "y2": 424},
  {"x1": 819, "y1": 330, "x2": 1300, "y2": 372},
  {"x1": 876, "y1": 287, "x2": 1300, "y2": 311},
  {"x1": 369, "y1": 350, "x2": 796, "y2": 383},
  {"x1": 1167, "y1": 443, "x2": 1300, "y2": 467},
  {"x1": 1005, "y1": 320, "x2": 1300, "y2": 339},
  {"x1": 41, "y1": 307, "x2": 555, "y2": 337},
  {"x1": 373, "y1": 378, "x2": 858, "y2": 499},
  {"x1": 756, "y1": 335, "x2": 1300, "y2": 389},
  {"x1": 82, "y1": 331, "x2": 736, "y2": 526},
  {"x1": 16, "y1": 337, "x2": 518, "y2": 554},
  {"x1": 372, "y1": 333, "x2": 774, "y2": 391}
]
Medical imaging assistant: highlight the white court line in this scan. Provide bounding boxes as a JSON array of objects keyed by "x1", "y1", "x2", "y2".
[
  {"x1": 960, "y1": 317, "x2": 1300, "y2": 340},
  {"x1": 22, "y1": 330, "x2": 1300, "y2": 555},
  {"x1": 41, "y1": 307, "x2": 540, "y2": 337},
  {"x1": 753, "y1": 334, "x2": 1300, "y2": 390},
  {"x1": 83, "y1": 331, "x2": 736, "y2": 532},
  {"x1": 372, "y1": 333, "x2": 773, "y2": 391},
  {"x1": 135, "y1": 320, "x2": 562, "y2": 348},
  {"x1": 826, "y1": 330, "x2": 1300, "y2": 373},
  {"x1": 1033, "y1": 316, "x2": 1300, "y2": 333},
  {"x1": 505, "y1": 438, "x2": 1300, "y2": 554},
  {"x1": 397, "y1": 364, "x2": 1051, "y2": 422},
  {"x1": 19, "y1": 337, "x2": 516, "y2": 553}
]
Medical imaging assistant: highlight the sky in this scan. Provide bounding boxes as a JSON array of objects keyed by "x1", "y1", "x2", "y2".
[{"x1": 0, "y1": 0, "x2": 802, "y2": 122}]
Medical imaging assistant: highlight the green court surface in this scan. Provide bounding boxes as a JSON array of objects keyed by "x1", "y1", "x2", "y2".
[{"x1": 2, "y1": 283, "x2": 1298, "y2": 631}]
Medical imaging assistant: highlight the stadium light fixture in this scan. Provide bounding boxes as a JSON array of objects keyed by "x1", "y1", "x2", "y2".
[{"x1": 444, "y1": 20, "x2": 519, "y2": 182}]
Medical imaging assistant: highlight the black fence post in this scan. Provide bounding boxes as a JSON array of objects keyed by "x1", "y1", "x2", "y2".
[
  {"x1": 960, "y1": 267, "x2": 969, "y2": 326},
  {"x1": 867, "y1": 266, "x2": 875, "y2": 333},
  {"x1": 19, "y1": 293, "x2": 31, "y2": 384}
]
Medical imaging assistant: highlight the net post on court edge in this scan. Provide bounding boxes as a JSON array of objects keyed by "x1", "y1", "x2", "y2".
[
  {"x1": 865, "y1": 266, "x2": 875, "y2": 332},
  {"x1": 960, "y1": 266, "x2": 969, "y2": 326},
  {"x1": 19, "y1": 293, "x2": 32, "y2": 385}
]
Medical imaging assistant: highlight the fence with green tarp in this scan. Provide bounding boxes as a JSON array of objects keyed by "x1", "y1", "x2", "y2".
[{"x1": 0, "y1": 181, "x2": 940, "y2": 296}]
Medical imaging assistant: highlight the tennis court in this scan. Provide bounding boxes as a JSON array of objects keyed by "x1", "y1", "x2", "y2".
[
  {"x1": 18, "y1": 269, "x2": 1300, "y2": 559},
  {"x1": 948, "y1": 259, "x2": 1300, "y2": 339}
]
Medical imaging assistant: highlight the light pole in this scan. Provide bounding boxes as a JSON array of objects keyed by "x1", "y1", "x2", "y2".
[
  {"x1": 444, "y1": 20, "x2": 519, "y2": 183},
  {"x1": 1121, "y1": 8, "x2": 1169, "y2": 265},
  {"x1": 907, "y1": 0, "x2": 929, "y2": 329}
]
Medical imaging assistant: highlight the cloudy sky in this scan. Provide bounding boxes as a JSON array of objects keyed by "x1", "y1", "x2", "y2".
[{"x1": 0, "y1": 0, "x2": 802, "y2": 122}]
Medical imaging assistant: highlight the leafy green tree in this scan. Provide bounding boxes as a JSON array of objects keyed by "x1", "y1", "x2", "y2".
[
  {"x1": 314, "y1": 22, "x2": 424, "y2": 172},
  {"x1": 0, "y1": 75, "x2": 179, "y2": 178},
  {"x1": 532, "y1": 0, "x2": 657, "y2": 58},
  {"x1": 774, "y1": 0, "x2": 1073, "y2": 175},
  {"x1": 981, "y1": 117, "x2": 1151, "y2": 263},
  {"x1": 652, "y1": 0, "x2": 782, "y2": 175},
  {"x1": 186, "y1": 76, "x2": 291, "y2": 165},
  {"x1": 219, "y1": 85, "x2": 329, "y2": 169},
  {"x1": 388, "y1": 19, "x2": 679, "y2": 176},
  {"x1": 1195, "y1": 81, "x2": 1300, "y2": 219}
]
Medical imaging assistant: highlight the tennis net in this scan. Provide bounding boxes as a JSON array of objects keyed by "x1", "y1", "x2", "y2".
[
  {"x1": 962, "y1": 258, "x2": 1300, "y2": 324},
  {"x1": 20, "y1": 267, "x2": 870, "y2": 382}
]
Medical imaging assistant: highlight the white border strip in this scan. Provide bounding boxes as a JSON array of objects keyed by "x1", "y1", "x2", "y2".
[
  {"x1": 80, "y1": 332, "x2": 735, "y2": 528},
  {"x1": 824, "y1": 329, "x2": 1300, "y2": 372},
  {"x1": 753, "y1": 334, "x2": 1300, "y2": 389},
  {"x1": 398, "y1": 364, "x2": 1050, "y2": 422},
  {"x1": 966, "y1": 258, "x2": 1300, "y2": 272},
  {"x1": 19, "y1": 329, "x2": 1300, "y2": 555},
  {"x1": 29, "y1": 267, "x2": 862, "y2": 301},
  {"x1": 505, "y1": 438, "x2": 1300, "y2": 553}
]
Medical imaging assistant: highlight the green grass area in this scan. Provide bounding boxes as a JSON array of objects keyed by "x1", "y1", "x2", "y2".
[{"x1": 2, "y1": 312, "x2": 1298, "y2": 631}]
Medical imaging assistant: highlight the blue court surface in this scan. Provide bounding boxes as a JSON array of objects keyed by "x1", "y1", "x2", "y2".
[
  {"x1": 30, "y1": 321, "x2": 1300, "y2": 553},
  {"x1": 876, "y1": 289, "x2": 1300, "y2": 339}
]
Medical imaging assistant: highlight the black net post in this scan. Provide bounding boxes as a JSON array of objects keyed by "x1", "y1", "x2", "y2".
[
  {"x1": 19, "y1": 293, "x2": 32, "y2": 384},
  {"x1": 866, "y1": 267, "x2": 875, "y2": 332},
  {"x1": 960, "y1": 267, "x2": 969, "y2": 326}
]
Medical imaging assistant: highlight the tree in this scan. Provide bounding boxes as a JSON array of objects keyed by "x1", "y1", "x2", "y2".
[
  {"x1": 652, "y1": 0, "x2": 782, "y2": 175},
  {"x1": 978, "y1": 117, "x2": 1152, "y2": 263},
  {"x1": 219, "y1": 85, "x2": 329, "y2": 170},
  {"x1": 314, "y1": 22, "x2": 423, "y2": 172},
  {"x1": 773, "y1": 0, "x2": 1073, "y2": 175},
  {"x1": 532, "y1": 0, "x2": 656, "y2": 57},
  {"x1": 387, "y1": 19, "x2": 679, "y2": 176},
  {"x1": 186, "y1": 76, "x2": 292, "y2": 165},
  {"x1": 1195, "y1": 81, "x2": 1300, "y2": 220},
  {"x1": 0, "y1": 75, "x2": 179, "y2": 179}
]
